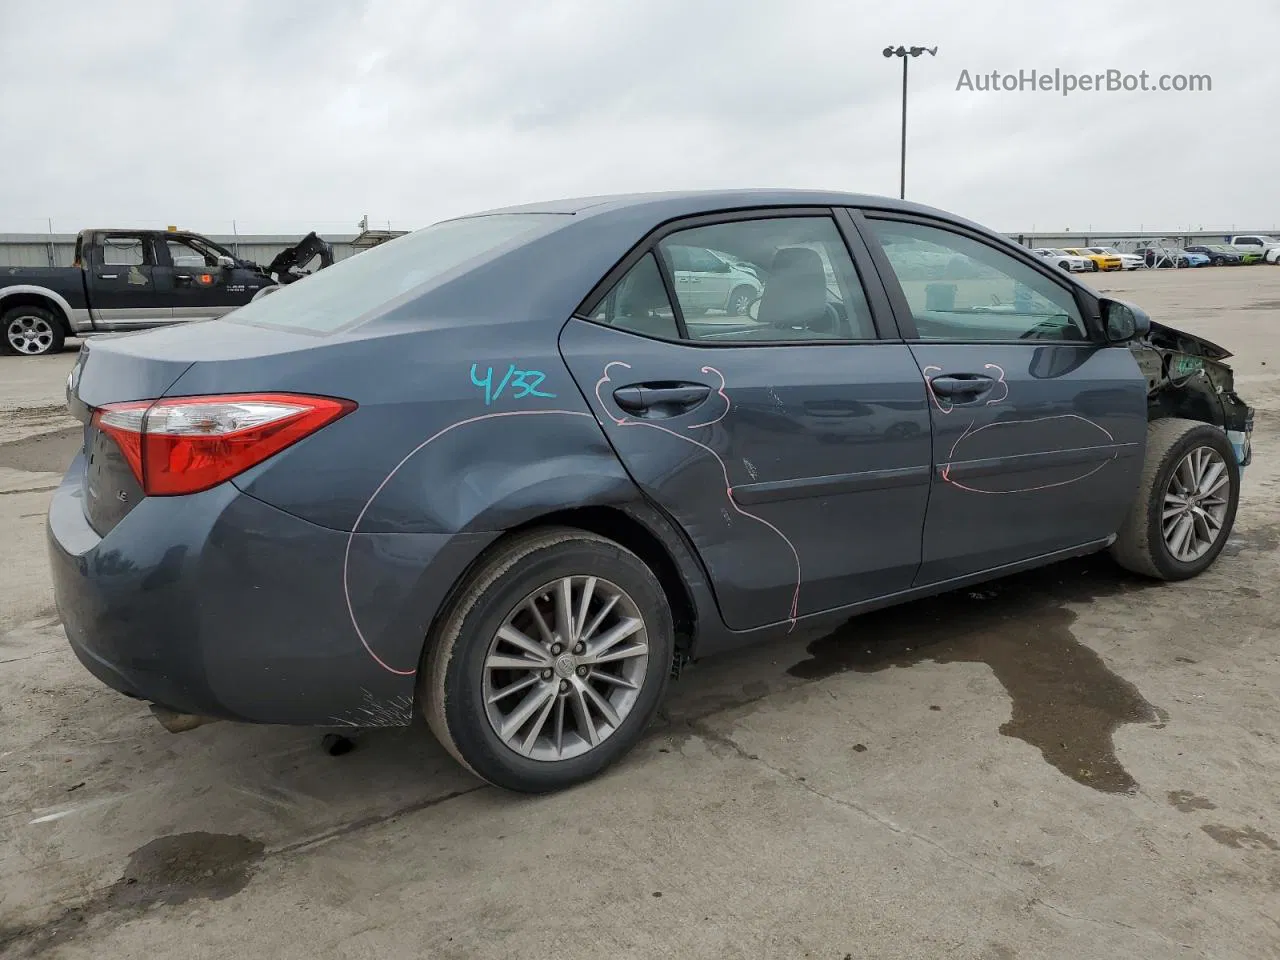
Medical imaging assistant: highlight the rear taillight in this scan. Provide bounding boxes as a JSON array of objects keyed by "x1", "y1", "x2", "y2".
[{"x1": 93, "y1": 393, "x2": 355, "y2": 496}]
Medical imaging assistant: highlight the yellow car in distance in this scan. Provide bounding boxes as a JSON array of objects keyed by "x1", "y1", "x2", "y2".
[{"x1": 1062, "y1": 247, "x2": 1123, "y2": 271}]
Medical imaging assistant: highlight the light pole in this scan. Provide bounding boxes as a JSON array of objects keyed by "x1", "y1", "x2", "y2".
[{"x1": 882, "y1": 45, "x2": 938, "y2": 200}]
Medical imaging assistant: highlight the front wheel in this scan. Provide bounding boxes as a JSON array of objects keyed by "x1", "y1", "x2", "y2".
[
  {"x1": 726, "y1": 285, "x2": 756, "y2": 317},
  {"x1": 1110, "y1": 419, "x2": 1239, "y2": 580},
  {"x1": 423, "y1": 527, "x2": 673, "y2": 792}
]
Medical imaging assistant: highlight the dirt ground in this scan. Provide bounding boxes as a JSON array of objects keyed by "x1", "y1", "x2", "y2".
[{"x1": 2, "y1": 268, "x2": 1279, "y2": 959}]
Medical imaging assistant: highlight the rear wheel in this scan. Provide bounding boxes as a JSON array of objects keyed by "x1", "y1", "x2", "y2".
[
  {"x1": 1110, "y1": 419, "x2": 1239, "y2": 580},
  {"x1": 423, "y1": 527, "x2": 673, "y2": 792},
  {"x1": 1, "y1": 305, "x2": 65, "y2": 357}
]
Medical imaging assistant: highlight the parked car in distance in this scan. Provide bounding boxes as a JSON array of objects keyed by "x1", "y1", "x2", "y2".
[
  {"x1": 1032, "y1": 248, "x2": 1091, "y2": 272},
  {"x1": 1266, "y1": 246, "x2": 1280, "y2": 264},
  {"x1": 49, "y1": 189, "x2": 1254, "y2": 793},
  {"x1": 666, "y1": 244, "x2": 763, "y2": 316},
  {"x1": 0, "y1": 229, "x2": 330, "y2": 357},
  {"x1": 1143, "y1": 248, "x2": 1210, "y2": 269},
  {"x1": 1184, "y1": 244, "x2": 1244, "y2": 266},
  {"x1": 1063, "y1": 247, "x2": 1123, "y2": 271},
  {"x1": 1084, "y1": 246, "x2": 1145, "y2": 270},
  {"x1": 1228, "y1": 235, "x2": 1280, "y2": 258},
  {"x1": 1229, "y1": 246, "x2": 1265, "y2": 265}
]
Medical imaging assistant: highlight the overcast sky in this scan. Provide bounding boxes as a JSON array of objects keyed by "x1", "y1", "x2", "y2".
[{"x1": 1, "y1": 0, "x2": 1277, "y2": 237}]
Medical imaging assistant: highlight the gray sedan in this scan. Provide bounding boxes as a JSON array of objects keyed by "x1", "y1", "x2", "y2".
[{"x1": 49, "y1": 190, "x2": 1253, "y2": 792}]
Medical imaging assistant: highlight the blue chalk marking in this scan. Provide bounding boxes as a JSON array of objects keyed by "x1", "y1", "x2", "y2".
[{"x1": 470, "y1": 364, "x2": 557, "y2": 405}]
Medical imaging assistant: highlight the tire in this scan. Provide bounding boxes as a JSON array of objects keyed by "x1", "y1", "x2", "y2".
[
  {"x1": 726, "y1": 285, "x2": 756, "y2": 317},
  {"x1": 1, "y1": 304, "x2": 65, "y2": 357},
  {"x1": 1058, "y1": 260, "x2": 1071, "y2": 271},
  {"x1": 1110, "y1": 418, "x2": 1239, "y2": 580},
  {"x1": 423, "y1": 527, "x2": 674, "y2": 792}
]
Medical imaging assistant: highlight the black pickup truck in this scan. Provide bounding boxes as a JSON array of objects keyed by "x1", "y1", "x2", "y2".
[{"x1": 1, "y1": 228, "x2": 332, "y2": 356}]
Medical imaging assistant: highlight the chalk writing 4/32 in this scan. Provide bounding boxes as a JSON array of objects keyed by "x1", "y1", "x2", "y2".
[{"x1": 470, "y1": 364, "x2": 557, "y2": 406}]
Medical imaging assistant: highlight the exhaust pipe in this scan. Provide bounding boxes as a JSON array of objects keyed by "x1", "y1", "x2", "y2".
[{"x1": 149, "y1": 704, "x2": 220, "y2": 733}]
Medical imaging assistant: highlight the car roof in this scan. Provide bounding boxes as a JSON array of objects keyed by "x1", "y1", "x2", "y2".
[{"x1": 463, "y1": 188, "x2": 962, "y2": 224}]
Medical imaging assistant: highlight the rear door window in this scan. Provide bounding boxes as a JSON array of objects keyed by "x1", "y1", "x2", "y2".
[
  {"x1": 658, "y1": 217, "x2": 876, "y2": 342},
  {"x1": 228, "y1": 213, "x2": 569, "y2": 332}
]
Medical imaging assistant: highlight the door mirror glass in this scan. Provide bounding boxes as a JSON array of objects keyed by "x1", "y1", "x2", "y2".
[{"x1": 1100, "y1": 298, "x2": 1150, "y2": 342}]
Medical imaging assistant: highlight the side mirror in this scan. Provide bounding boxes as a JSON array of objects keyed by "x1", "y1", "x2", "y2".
[
  {"x1": 217, "y1": 255, "x2": 236, "y2": 270},
  {"x1": 1100, "y1": 297, "x2": 1150, "y2": 342}
]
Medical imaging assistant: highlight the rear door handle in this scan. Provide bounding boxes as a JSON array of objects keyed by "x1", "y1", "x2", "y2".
[
  {"x1": 174, "y1": 274, "x2": 193, "y2": 287},
  {"x1": 613, "y1": 382, "x2": 712, "y2": 417},
  {"x1": 929, "y1": 374, "x2": 994, "y2": 398}
]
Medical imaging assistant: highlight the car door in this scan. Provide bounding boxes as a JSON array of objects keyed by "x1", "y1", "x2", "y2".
[
  {"x1": 153, "y1": 235, "x2": 256, "y2": 322},
  {"x1": 86, "y1": 232, "x2": 168, "y2": 328},
  {"x1": 558, "y1": 210, "x2": 933, "y2": 631},
  {"x1": 854, "y1": 211, "x2": 1148, "y2": 586}
]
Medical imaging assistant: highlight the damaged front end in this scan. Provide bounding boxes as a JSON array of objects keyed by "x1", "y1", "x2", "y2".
[{"x1": 1133, "y1": 322, "x2": 1254, "y2": 468}]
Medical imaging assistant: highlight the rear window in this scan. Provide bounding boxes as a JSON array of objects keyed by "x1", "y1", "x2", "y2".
[{"x1": 227, "y1": 213, "x2": 568, "y2": 332}]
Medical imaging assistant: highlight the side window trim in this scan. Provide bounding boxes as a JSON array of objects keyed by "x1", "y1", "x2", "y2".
[
  {"x1": 651, "y1": 249, "x2": 690, "y2": 340},
  {"x1": 576, "y1": 206, "x2": 895, "y2": 346},
  {"x1": 848, "y1": 209, "x2": 1103, "y2": 344},
  {"x1": 832, "y1": 208, "x2": 901, "y2": 340}
]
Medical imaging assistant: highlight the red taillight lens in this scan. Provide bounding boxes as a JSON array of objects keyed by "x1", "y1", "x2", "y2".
[{"x1": 92, "y1": 393, "x2": 355, "y2": 496}]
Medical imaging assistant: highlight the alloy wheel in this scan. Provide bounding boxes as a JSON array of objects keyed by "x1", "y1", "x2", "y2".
[
  {"x1": 6, "y1": 315, "x2": 55, "y2": 355},
  {"x1": 1162, "y1": 445, "x2": 1230, "y2": 562},
  {"x1": 482, "y1": 576, "x2": 649, "y2": 761}
]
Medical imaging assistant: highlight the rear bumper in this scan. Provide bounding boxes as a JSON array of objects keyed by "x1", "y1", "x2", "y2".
[{"x1": 48, "y1": 454, "x2": 492, "y2": 726}]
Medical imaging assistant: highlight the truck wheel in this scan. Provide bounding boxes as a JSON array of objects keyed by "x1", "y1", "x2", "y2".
[
  {"x1": 1, "y1": 305, "x2": 65, "y2": 357},
  {"x1": 1110, "y1": 418, "x2": 1239, "y2": 580},
  {"x1": 423, "y1": 527, "x2": 673, "y2": 792}
]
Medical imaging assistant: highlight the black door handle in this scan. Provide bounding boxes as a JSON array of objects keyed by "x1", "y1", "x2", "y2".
[
  {"x1": 174, "y1": 274, "x2": 193, "y2": 287},
  {"x1": 613, "y1": 382, "x2": 712, "y2": 417},
  {"x1": 929, "y1": 374, "x2": 994, "y2": 398}
]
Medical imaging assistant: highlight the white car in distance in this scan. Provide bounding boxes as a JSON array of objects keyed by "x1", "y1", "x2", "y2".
[
  {"x1": 1032, "y1": 248, "x2": 1092, "y2": 272},
  {"x1": 666, "y1": 244, "x2": 764, "y2": 316}
]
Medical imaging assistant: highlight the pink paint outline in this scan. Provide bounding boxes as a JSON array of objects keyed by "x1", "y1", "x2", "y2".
[
  {"x1": 921, "y1": 365, "x2": 954, "y2": 415},
  {"x1": 595, "y1": 361, "x2": 802, "y2": 630},
  {"x1": 346, "y1": 361, "x2": 805, "y2": 675},
  {"x1": 983, "y1": 362, "x2": 1008, "y2": 406},
  {"x1": 343, "y1": 408, "x2": 595, "y2": 675},
  {"x1": 940, "y1": 413, "x2": 1118, "y2": 495},
  {"x1": 685, "y1": 365, "x2": 729, "y2": 429}
]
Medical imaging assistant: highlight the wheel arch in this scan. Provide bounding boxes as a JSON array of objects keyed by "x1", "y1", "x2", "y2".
[
  {"x1": 413, "y1": 499, "x2": 712, "y2": 709},
  {"x1": 0, "y1": 285, "x2": 75, "y2": 333},
  {"x1": 507, "y1": 504, "x2": 699, "y2": 652}
]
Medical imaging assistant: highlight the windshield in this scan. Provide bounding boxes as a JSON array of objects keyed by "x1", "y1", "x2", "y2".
[{"x1": 227, "y1": 213, "x2": 569, "y2": 332}]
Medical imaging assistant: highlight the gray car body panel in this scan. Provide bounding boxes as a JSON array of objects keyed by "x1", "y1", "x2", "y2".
[{"x1": 46, "y1": 189, "x2": 1252, "y2": 725}]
